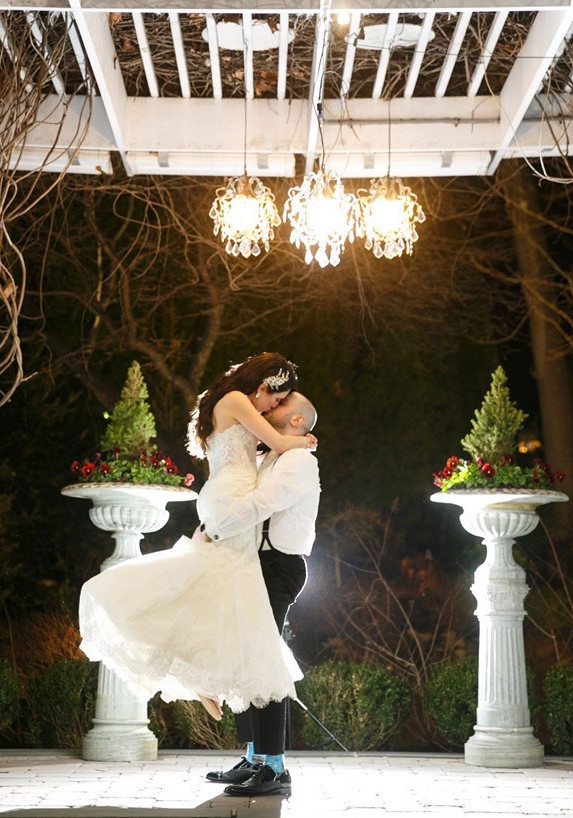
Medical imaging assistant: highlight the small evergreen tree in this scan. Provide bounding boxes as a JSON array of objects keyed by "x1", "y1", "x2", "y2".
[
  {"x1": 99, "y1": 361, "x2": 156, "y2": 455},
  {"x1": 433, "y1": 366, "x2": 565, "y2": 490},
  {"x1": 460, "y1": 366, "x2": 527, "y2": 463},
  {"x1": 70, "y1": 362, "x2": 190, "y2": 486}
]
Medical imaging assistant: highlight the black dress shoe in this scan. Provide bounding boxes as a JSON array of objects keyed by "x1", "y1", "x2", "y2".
[
  {"x1": 224, "y1": 764, "x2": 291, "y2": 796},
  {"x1": 206, "y1": 757, "x2": 259, "y2": 783}
]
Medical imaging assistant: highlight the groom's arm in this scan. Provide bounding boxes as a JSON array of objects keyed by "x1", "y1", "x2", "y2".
[{"x1": 202, "y1": 449, "x2": 319, "y2": 542}]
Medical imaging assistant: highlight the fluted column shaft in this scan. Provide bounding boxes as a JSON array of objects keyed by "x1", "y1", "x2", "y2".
[
  {"x1": 431, "y1": 490, "x2": 568, "y2": 768},
  {"x1": 62, "y1": 484, "x2": 196, "y2": 762}
]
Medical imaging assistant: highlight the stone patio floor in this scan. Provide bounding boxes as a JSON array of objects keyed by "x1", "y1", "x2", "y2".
[{"x1": 1, "y1": 750, "x2": 572, "y2": 818}]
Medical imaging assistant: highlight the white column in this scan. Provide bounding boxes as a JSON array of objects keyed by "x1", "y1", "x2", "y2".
[
  {"x1": 62, "y1": 483, "x2": 196, "y2": 762},
  {"x1": 463, "y1": 508, "x2": 542, "y2": 767},
  {"x1": 431, "y1": 490, "x2": 568, "y2": 768}
]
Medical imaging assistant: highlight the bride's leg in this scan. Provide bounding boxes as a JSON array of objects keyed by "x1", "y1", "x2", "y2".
[{"x1": 199, "y1": 696, "x2": 223, "y2": 721}]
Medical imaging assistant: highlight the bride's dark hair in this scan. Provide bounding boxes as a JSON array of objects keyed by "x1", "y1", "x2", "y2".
[{"x1": 188, "y1": 352, "x2": 299, "y2": 457}]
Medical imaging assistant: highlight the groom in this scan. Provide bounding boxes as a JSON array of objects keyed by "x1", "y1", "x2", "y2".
[{"x1": 200, "y1": 391, "x2": 320, "y2": 796}]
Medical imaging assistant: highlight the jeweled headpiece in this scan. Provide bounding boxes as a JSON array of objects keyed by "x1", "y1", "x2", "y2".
[{"x1": 263, "y1": 368, "x2": 290, "y2": 390}]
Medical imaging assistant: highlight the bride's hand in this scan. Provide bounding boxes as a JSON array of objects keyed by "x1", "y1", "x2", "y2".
[{"x1": 305, "y1": 433, "x2": 318, "y2": 450}]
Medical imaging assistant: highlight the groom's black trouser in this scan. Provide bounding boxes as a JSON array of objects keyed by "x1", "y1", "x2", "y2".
[{"x1": 235, "y1": 548, "x2": 307, "y2": 756}]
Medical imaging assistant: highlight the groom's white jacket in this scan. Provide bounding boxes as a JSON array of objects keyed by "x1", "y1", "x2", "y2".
[{"x1": 202, "y1": 448, "x2": 320, "y2": 556}]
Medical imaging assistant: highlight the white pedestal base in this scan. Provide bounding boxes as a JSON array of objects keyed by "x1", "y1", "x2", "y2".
[
  {"x1": 82, "y1": 663, "x2": 158, "y2": 762},
  {"x1": 465, "y1": 727, "x2": 544, "y2": 768},
  {"x1": 432, "y1": 490, "x2": 568, "y2": 769},
  {"x1": 62, "y1": 483, "x2": 196, "y2": 763},
  {"x1": 83, "y1": 725, "x2": 158, "y2": 762}
]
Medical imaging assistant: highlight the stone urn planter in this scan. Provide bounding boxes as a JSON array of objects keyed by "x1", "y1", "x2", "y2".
[
  {"x1": 62, "y1": 482, "x2": 197, "y2": 762},
  {"x1": 431, "y1": 489, "x2": 568, "y2": 768}
]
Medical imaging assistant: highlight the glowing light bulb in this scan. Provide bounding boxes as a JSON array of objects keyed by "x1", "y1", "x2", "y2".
[
  {"x1": 226, "y1": 195, "x2": 261, "y2": 234},
  {"x1": 367, "y1": 197, "x2": 408, "y2": 233},
  {"x1": 357, "y1": 177, "x2": 426, "y2": 260},
  {"x1": 210, "y1": 175, "x2": 281, "y2": 258}
]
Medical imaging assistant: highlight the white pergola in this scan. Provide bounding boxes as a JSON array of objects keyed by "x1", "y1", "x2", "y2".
[{"x1": 2, "y1": 0, "x2": 573, "y2": 178}]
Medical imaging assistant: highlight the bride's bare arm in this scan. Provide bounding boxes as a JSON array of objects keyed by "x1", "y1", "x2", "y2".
[{"x1": 215, "y1": 392, "x2": 316, "y2": 453}]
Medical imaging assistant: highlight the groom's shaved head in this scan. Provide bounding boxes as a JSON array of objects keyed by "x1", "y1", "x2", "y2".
[{"x1": 264, "y1": 391, "x2": 317, "y2": 435}]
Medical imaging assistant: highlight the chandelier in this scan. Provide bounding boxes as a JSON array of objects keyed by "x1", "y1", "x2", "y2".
[
  {"x1": 283, "y1": 169, "x2": 359, "y2": 268},
  {"x1": 357, "y1": 176, "x2": 426, "y2": 259},
  {"x1": 209, "y1": 174, "x2": 281, "y2": 258}
]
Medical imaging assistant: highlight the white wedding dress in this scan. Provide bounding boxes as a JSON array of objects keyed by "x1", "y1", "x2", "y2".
[{"x1": 78, "y1": 424, "x2": 302, "y2": 713}]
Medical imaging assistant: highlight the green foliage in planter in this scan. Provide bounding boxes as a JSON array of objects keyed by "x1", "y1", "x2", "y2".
[
  {"x1": 296, "y1": 660, "x2": 411, "y2": 751},
  {"x1": 70, "y1": 361, "x2": 186, "y2": 486},
  {"x1": 543, "y1": 665, "x2": 573, "y2": 755},
  {"x1": 461, "y1": 366, "x2": 527, "y2": 464},
  {"x1": 24, "y1": 659, "x2": 97, "y2": 749},
  {"x1": 100, "y1": 360, "x2": 157, "y2": 454},
  {"x1": 0, "y1": 659, "x2": 19, "y2": 738},
  {"x1": 425, "y1": 656, "x2": 539, "y2": 748},
  {"x1": 424, "y1": 655, "x2": 478, "y2": 747}
]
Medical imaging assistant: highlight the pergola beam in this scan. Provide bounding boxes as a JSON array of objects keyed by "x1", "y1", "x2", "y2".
[
  {"x1": 13, "y1": 95, "x2": 573, "y2": 163},
  {"x1": 67, "y1": 0, "x2": 130, "y2": 173},
  {"x1": 1, "y1": 0, "x2": 570, "y2": 10},
  {"x1": 487, "y1": 7, "x2": 573, "y2": 173}
]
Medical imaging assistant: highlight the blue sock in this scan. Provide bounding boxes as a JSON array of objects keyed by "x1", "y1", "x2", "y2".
[
  {"x1": 265, "y1": 754, "x2": 285, "y2": 774},
  {"x1": 245, "y1": 742, "x2": 255, "y2": 764}
]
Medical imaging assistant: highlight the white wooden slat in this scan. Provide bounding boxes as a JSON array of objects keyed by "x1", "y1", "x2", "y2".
[
  {"x1": 488, "y1": 8, "x2": 573, "y2": 173},
  {"x1": 132, "y1": 12, "x2": 159, "y2": 98},
  {"x1": 205, "y1": 12, "x2": 222, "y2": 100},
  {"x1": 340, "y1": 11, "x2": 361, "y2": 98},
  {"x1": 25, "y1": 11, "x2": 66, "y2": 96},
  {"x1": 63, "y1": 12, "x2": 90, "y2": 87},
  {"x1": 66, "y1": 2, "x2": 130, "y2": 172},
  {"x1": 467, "y1": 10, "x2": 509, "y2": 97},
  {"x1": 242, "y1": 12, "x2": 254, "y2": 100},
  {"x1": 435, "y1": 10, "x2": 472, "y2": 98},
  {"x1": 305, "y1": 6, "x2": 331, "y2": 174},
  {"x1": 169, "y1": 12, "x2": 190, "y2": 99},
  {"x1": 404, "y1": 11, "x2": 436, "y2": 98},
  {"x1": 372, "y1": 11, "x2": 398, "y2": 100},
  {"x1": 277, "y1": 11, "x2": 289, "y2": 100}
]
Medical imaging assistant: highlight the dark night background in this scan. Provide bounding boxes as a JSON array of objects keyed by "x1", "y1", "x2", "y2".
[{"x1": 1, "y1": 162, "x2": 572, "y2": 750}]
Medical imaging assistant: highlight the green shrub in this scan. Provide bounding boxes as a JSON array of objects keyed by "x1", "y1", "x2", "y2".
[
  {"x1": 148, "y1": 695, "x2": 238, "y2": 750},
  {"x1": 425, "y1": 655, "x2": 478, "y2": 747},
  {"x1": 543, "y1": 665, "x2": 573, "y2": 755},
  {"x1": 24, "y1": 659, "x2": 97, "y2": 749},
  {"x1": 0, "y1": 659, "x2": 19, "y2": 739},
  {"x1": 425, "y1": 656, "x2": 538, "y2": 748},
  {"x1": 295, "y1": 660, "x2": 411, "y2": 751}
]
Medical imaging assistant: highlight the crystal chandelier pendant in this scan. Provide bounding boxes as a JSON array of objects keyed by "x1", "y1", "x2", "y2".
[
  {"x1": 209, "y1": 174, "x2": 281, "y2": 258},
  {"x1": 357, "y1": 177, "x2": 426, "y2": 259},
  {"x1": 283, "y1": 169, "x2": 359, "y2": 268}
]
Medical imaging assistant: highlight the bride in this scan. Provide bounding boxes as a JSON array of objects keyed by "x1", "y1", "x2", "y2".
[{"x1": 78, "y1": 352, "x2": 317, "y2": 716}]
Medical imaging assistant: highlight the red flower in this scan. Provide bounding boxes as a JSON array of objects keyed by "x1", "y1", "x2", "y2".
[
  {"x1": 81, "y1": 462, "x2": 96, "y2": 478},
  {"x1": 476, "y1": 457, "x2": 484, "y2": 467},
  {"x1": 441, "y1": 467, "x2": 454, "y2": 479},
  {"x1": 183, "y1": 473, "x2": 195, "y2": 487},
  {"x1": 500, "y1": 453, "x2": 515, "y2": 466},
  {"x1": 99, "y1": 463, "x2": 112, "y2": 475},
  {"x1": 70, "y1": 460, "x2": 82, "y2": 475},
  {"x1": 481, "y1": 463, "x2": 496, "y2": 479},
  {"x1": 555, "y1": 470, "x2": 566, "y2": 482},
  {"x1": 446, "y1": 456, "x2": 459, "y2": 469},
  {"x1": 166, "y1": 464, "x2": 179, "y2": 475}
]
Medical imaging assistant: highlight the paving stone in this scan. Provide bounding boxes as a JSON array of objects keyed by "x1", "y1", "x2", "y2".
[{"x1": 1, "y1": 750, "x2": 573, "y2": 817}]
